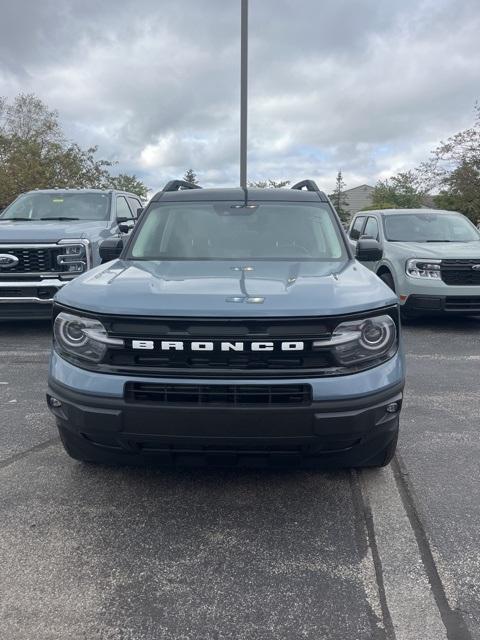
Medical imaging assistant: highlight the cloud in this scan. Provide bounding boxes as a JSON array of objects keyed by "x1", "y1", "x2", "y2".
[{"x1": 0, "y1": 0, "x2": 479, "y2": 193}]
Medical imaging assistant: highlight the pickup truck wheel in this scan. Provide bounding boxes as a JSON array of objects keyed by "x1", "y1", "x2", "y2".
[
  {"x1": 379, "y1": 271, "x2": 413, "y2": 322},
  {"x1": 379, "y1": 271, "x2": 395, "y2": 292},
  {"x1": 362, "y1": 428, "x2": 398, "y2": 468}
]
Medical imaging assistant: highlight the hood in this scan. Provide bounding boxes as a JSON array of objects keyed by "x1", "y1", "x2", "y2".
[
  {"x1": 388, "y1": 240, "x2": 480, "y2": 259},
  {"x1": 56, "y1": 259, "x2": 398, "y2": 317},
  {"x1": 0, "y1": 219, "x2": 109, "y2": 243}
]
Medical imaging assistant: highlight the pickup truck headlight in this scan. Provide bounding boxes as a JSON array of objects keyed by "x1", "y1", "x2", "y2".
[
  {"x1": 57, "y1": 240, "x2": 91, "y2": 275},
  {"x1": 314, "y1": 314, "x2": 397, "y2": 367},
  {"x1": 406, "y1": 258, "x2": 441, "y2": 279},
  {"x1": 54, "y1": 312, "x2": 123, "y2": 363}
]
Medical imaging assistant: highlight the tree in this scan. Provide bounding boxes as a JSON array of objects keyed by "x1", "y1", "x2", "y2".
[
  {"x1": 433, "y1": 160, "x2": 480, "y2": 220},
  {"x1": 248, "y1": 178, "x2": 290, "y2": 188},
  {"x1": 330, "y1": 171, "x2": 349, "y2": 221},
  {"x1": 0, "y1": 93, "x2": 147, "y2": 208},
  {"x1": 183, "y1": 168, "x2": 199, "y2": 185},
  {"x1": 109, "y1": 173, "x2": 149, "y2": 199},
  {"x1": 419, "y1": 104, "x2": 480, "y2": 221},
  {"x1": 368, "y1": 171, "x2": 426, "y2": 210}
]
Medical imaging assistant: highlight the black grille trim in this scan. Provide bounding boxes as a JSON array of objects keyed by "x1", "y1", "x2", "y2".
[
  {"x1": 0, "y1": 246, "x2": 65, "y2": 274},
  {"x1": 444, "y1": 296, "x2": 480, "y2": 311},
  {"x1": 54, "y1": 304, "x2": 400, "y2": 378},
  {"x1": 125, "y1": 382, "x2": 312, "y2": 406},
  {"x1": 441, "y1": 260, "x2": 480, "y2": 286},
  {"x1": 0, "y1": 287, "x2": 57, "y2": 299}
]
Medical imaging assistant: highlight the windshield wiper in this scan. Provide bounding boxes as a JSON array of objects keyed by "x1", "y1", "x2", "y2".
[
  {"x1": 1, "y1": 217, "x2": 33, "y2": 221},
  {"x1": 425, "y1": 239, "x2": 452, "y2": 242},
  {"x1": 40, "y1": 217, "x2": 80, "y2": 221}
]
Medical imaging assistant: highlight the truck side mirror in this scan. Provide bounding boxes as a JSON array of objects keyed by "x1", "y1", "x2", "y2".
[
  {"x1": 136, "y1": 207, "x2": 144, "y2": 217},
  {"x1": 99, "y1": 238, "x2": 124, "y2": 263},
  {"x1": 356, "y1": 238, "x2": 383, "y2": 262}
]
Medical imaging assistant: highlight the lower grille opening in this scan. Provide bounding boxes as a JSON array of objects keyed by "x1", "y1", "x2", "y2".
[
  {"x1": 0, "y1": 287, "x2": 57, "y2": 299},
  {"x1": 125, "y1": 382, "x2": 312, "y2": 406},
  {"x1": 445, "y1": 296, "x2": 480, "y2": 310}
]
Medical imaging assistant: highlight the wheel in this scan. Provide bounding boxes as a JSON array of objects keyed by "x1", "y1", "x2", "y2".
[
  {"x1": 379, "y1": 271, "x2": 414, "y2": 323},
  {"x1": 362, "y1": 428, "x2": 398, "y2": 468},
  {"x1": 379, "y1": 271, "x2": 395, "y2": 292}
]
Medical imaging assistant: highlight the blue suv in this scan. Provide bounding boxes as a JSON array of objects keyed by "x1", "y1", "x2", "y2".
[{"x1": 47, "y1": 180, "x2": 405, "y2": 468}]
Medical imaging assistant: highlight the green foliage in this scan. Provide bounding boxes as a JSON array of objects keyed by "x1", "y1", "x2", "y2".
[
  {"x1": 419, "y1": 105, "x2": 480, "y2": 221},
  {"x1": 183, "y1": 168, "x2": 199, "y2": 185},
  {"x1": 330, "y1": 171, "x2": 349, "y2": 221},
  {"x1": 432, "y1": 161, "x2": 480, "y2": 220},
  {"x1": 0, "y1": 93, "x2": 147, "y2": 208},
  {"x1": 248, "y1": 178, "x2": 290, "y2": 188},
  {"x1": 360, "y1": 202, "x2": 398, "y2": 211},
  {"x1": 109, "y1": 173, "x2": 149, "y2": 199},
  {"x1": 370, "y1": 171, "x2": 426, "y2": 210}
]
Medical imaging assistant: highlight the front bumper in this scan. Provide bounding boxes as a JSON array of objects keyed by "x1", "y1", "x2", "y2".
[
  {"x1": 0, "y1": 279, "x2": 66, "y2": 319},
  {"x1": 403, "y1": 294, "x2": 480, "y2": 315},
  {"x1": 47, "y1": 352, "x2": 405, "y2": 467},
  {"x1": 399, "y1": 278, "x2": 480, "y2": 315}
]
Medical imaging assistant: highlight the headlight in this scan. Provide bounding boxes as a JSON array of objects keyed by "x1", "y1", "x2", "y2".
[
  {"x1": 57, "y1": 240, "x2": 90, "y2": 274},
  {"x1": 54, "y1": 312, "x2": 123, "y2": 363},
  {"x1": 406, "y1": 258, "x2": 441, "y2": 279},
  {"x1": 314, "y1": 314, "x2": 397, "y2": 368}
]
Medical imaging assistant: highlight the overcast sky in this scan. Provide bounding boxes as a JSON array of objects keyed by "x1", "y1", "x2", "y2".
[{"x1": 0, "y1": 0, "x2": 479, "y2": 193}]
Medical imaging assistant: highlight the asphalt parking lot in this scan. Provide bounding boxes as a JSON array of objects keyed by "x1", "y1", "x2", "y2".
[{"x1": 1, "y1": 317, "x2": 479, "y2": 640}]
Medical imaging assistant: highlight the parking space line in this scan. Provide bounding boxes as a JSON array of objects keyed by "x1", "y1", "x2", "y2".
[
  {"x1": 392, "y1": 455, "x2": 474, "y2": 640},
  {"x1": 360, "y1": 465, "x2": 449, "y2": 640},
  {"x1": 0, "y1": 350, "x2": 51, "y2": 357},
  {"x1": 350, "y1": 470, "x2": 395, "y2": 639},
  {"x1": 406, "y1": 354, "x2": 480, "y2": 361},
  {"x1": 0, "y1": 437, "x2": 59, "y2": 471}
]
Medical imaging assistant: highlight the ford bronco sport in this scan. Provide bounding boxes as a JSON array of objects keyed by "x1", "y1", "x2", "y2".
[{"x1": 47, "y1": 180, "x2": 405, "y2": 468}]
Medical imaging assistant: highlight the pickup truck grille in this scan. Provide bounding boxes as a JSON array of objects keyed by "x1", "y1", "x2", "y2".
[
  {"x1": 0, "y1": 246, "x2": 64, "y2": 274},
  {"x1": 441, "y1": 260, "x2": 480, "y2": 286}
]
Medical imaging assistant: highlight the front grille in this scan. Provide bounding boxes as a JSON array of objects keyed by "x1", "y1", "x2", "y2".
[
  {"x1": 0, "y1": 247, "x2": 64, "y2": 274},
  {"x1": 444, "y1": 296, "x2": 480, "y2": 311},
  {"x1": 99, "y1": 315, "x2": 335, "y2": 376},
  {"x1": 125, "y1": 382, "x2": 312, "y2": 406},
  {"x1": 69, "y1": 307, "x2": 399, "y2": 378},
  {"x1": 0, "y1": 287, "x2": 57, "y2": 299},
  {"x1": 441, "y1": 260, "x2": 480, "y2": 286}
]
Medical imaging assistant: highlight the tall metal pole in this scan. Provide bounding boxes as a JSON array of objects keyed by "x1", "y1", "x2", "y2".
[{"x1": 240, "y1": 0, "x2": 248, "y2": 188}]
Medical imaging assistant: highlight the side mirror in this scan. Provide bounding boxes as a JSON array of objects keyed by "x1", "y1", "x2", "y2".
[
  {"x1": 99, "y1": 238, "x2": 124, "y2": 263},
  {"x1": 137, "y1": 207, "x2": 144, "y2": 217},
  {"x1": 356, "y1": 238, "x2": 383, "y2": 262},
  {"x1": 116, "y1": 217, "x2": 134, "y2": 234}
]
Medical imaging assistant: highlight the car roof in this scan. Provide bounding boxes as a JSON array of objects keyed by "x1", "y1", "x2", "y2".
[
  {"x1": 152, "y1": 187, "x2": 328, "y2": 203},
  {"x1": 22, "y1": 188, "x2": 140, "y2": 198},
  {"x1": 357, "y1": 208, "x2": 461, "y2": 216}
]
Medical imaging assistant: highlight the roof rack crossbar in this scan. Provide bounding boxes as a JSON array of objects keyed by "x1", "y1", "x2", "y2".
[
  {"x1": 163, "y1": 180, "x2": 202, "y2": 192},
  {"x1": 291, "y1": 180, "x2": 320, "y2": 192}
]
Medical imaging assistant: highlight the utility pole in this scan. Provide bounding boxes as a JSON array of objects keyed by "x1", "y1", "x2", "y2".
[{"x1": 240, "y1": 0, "x2": 248, "y2": 188}]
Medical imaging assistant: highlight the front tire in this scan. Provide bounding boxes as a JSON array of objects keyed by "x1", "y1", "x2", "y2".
[
  {"x1": 379, "y1": 271, "x2": 395, "y2": 292},
  {"x1": 379, "y1": 271, "x2": 414, "y2": 322}
]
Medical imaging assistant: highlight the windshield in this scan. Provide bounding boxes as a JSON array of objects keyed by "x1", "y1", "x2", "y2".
[
  {"x1": 130, "y1": 201, "x2": 347, "y2": 261},
  {"x1": 0, "y1": 192, "x2": 111, "y2": 221},
  {"x1": 383, "y1": 212, "x2": 480, "y2": 242}
]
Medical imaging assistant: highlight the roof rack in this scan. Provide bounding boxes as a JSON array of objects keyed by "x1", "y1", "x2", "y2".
[
  {"x1": 163, "y1": 180, "x2": 202, "y2": 192},
  {"x1": 291, "y1": 180, "x2": 320, "y2": 192}
]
